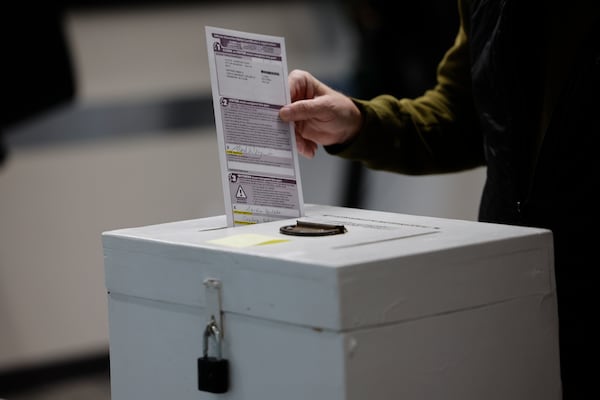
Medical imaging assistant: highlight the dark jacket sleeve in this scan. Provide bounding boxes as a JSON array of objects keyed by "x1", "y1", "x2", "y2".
[{"x1": 327, "y1": 1, "x2": 485, "y2": 175}]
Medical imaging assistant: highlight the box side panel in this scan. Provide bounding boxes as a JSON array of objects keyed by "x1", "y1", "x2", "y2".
[
  {"x1": 108, "y1": 293, "x2": 346, "y2": 400},
  {"x1": 339, "y1": 234, "x2": 554, "y2": 328},
  {"x1": 343, "y1": 294, "x2": 561, "y2": 400}
]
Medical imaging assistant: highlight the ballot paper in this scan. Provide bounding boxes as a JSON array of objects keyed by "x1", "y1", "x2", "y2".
[{"x1": 205, "y1": 26, "x2": 305, "y2": 227}]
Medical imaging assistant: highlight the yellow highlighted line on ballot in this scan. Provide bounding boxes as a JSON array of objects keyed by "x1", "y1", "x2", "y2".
[
  {"x1": 226, "y1": 150, "x2": 243, "y2": 155},
  {"x1": 233, "y1": 210, "x2": 253, "y2": 215},
  {"x1": 233, "y1": 220, "x2": 256, "y2": 225}
]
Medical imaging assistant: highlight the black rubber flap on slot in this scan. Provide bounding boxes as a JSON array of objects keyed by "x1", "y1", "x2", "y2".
[{"x1": 280, "y1": 220, "x2": 347, "y2": 236}]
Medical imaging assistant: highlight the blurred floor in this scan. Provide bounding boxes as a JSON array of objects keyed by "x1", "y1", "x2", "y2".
[{"x1": 7, "y1": 372, "x2": 110, "y2": 400}]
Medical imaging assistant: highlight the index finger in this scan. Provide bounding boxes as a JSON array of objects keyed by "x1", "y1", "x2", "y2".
[{"x1": 279, "y1": 97, "x2": 329, "y2": 122}]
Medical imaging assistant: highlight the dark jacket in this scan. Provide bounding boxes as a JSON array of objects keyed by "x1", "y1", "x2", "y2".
[{"x1": 329, "y1": 0, "x2": 599, "y2": 397}]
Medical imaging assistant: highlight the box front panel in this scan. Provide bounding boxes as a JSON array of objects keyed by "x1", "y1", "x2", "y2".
[{"x1": 108, "y1": 293, "x2": 346, "y2": 400}]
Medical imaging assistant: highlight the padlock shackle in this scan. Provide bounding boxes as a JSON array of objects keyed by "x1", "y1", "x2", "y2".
[{"x1": 203, "y1": 316, "x2": 222, "y2": 359}]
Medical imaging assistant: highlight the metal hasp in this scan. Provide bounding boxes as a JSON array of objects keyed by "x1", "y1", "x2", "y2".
[
  {"x1": 198, "y1": 278, "x2": 229, "y2": 394},
  {"x1": 203, "y1": 278, "x2": 224, "y2": 336}
]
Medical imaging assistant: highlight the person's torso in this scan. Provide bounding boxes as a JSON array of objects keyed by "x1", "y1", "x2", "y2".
[{"x1": 466, "y1": 0, "x2": 599, "y2": 232}]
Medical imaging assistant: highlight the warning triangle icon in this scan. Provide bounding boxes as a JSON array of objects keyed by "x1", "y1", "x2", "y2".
[{"x1": 236, "y1": 185, "x2": 247, "y2": 199}]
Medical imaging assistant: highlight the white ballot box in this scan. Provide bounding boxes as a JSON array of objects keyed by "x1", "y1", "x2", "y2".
[{"x1": 102, "y1": 204, "x2": 561, "y2": 400}]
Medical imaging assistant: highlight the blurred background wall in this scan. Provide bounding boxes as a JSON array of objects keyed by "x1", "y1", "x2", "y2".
[{"x1": 0, "y1": 0, "x2": 485, "y2": 397}]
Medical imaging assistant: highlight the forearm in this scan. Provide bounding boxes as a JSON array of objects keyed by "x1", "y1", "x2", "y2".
[{"x1": 327, "y1": 6, "x2": 484, "y2": 175}]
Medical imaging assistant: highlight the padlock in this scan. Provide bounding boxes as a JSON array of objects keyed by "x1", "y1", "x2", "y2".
[{"x1": 198, "y1": 317, "x2": 230, "y2": 394}]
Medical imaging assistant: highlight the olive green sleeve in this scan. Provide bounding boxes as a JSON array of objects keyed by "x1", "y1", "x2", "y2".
[{"x1": 326, "y1": 1, "x2": 485, "y2": 175}]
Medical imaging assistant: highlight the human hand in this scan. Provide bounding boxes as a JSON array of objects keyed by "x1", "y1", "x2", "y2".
[{"x1": 279, "y1": 69, "x2": 362, "y2": 158}]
